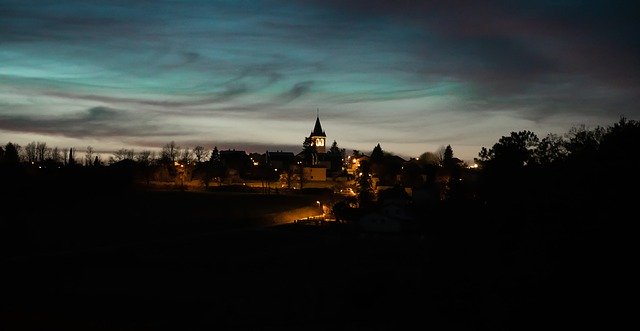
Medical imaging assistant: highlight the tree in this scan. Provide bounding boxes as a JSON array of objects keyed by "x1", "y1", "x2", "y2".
[
  {"x1": 2, "y1": 143, "x2": 20, "y2": 165},
  {"x1": 62, "y1": 148, "x2": 69, "y2": 166},
  {"x1": 535, "y1": 133, "x2": 568, "y2": 165},
  {"x1": 418, "y1": 151, "x2": 442, "y2": 185},
  {"x1": 600, "y1": 117, "x2": 640, "y2": 166},
  {"x1": 279, "y1": 169, "x2": 294, "y2": 189},
  {"x1": 136, "y1": 150, "x2": 155, "y2": 186},
  {"x1": 68, "y1": 147, "x2": 76, "y2": 166},
  {"x1": 161, "y1": 141, "x2": 180, "y2": 163},
  {"x1": 50, "y1": 147, "x2": 62, "y2": 163},
  {"x1": 208, "y1": 146, "x2": 224, "y2": 185},
  {"x1": 210, "y1": 146, "x2": 220, "y2": 163},
  {"x1": 356, "y1": 159, "x2": 374, "y2": 208},
  {"x1": 329, "y1": 140, "x2": 340, "y2": 154},
  {"x1": 180, "y1": 148, "x2": 193, "y2": 165},
  {"x1": 442, "y1": 145, "x2": 454, "y2": 168},
  {"x1": 476, "y1": 131, "x2": 540, "y2": 207},
  {"x1": 24, "y1": 142, "x2": 37, "y2": 164},
  {"x1": 478, "y1": 130, "x2": 539, "y2": 169},
  {"x1": 400, "y1": 159, "x2": 424, "y2": 188},
  {"x1": 327, "y1": 140, "x2": 346, "y2": 173},
  {"x1": 435, "y1": 145, "x2": 447, "y2": 165},
  {"x1": 302, "y1": 137, "x2": 317, "y2": 166},
  {"x1": 193, "y1": 145, "x2": 208, "y2": 163},
  {"x1": 36, "y1": 142, "x2": 47, "y2": 162},
  {"x1": 419, "y1": 151, "x2": 441, "y2": 167},
  {"x1": 135, "y1": 150, "x2": 154, "y2": 165},
  {"x1": 84, "y1": 146, "x2": 94, "y2": 166},
  {"x1": 111, "y1": 149, "x2": 134, "y2": 163},
  {"x1": 370, "y1": 143, "x2": 384, "y2": 164},
  {"x1": 565, "y1": 124, "x2": 605, "y2": 157},
  {"x1": 440, "y1": 145, "x2": 464, "y2": 201}
]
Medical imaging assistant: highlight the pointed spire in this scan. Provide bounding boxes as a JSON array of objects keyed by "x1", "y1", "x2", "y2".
[{"x1": 311, "y1": 109, "x2": 325, "y2": 136}]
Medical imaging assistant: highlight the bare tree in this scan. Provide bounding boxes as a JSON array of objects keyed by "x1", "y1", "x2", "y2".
[
  {"x1": 135, "y1": 150, "x2": 154, "y2": 165},
  {"x1": 136, "y1": 150, "x2": 155, "y2": 186},
  {"x1": 180, "y1": 148, "x2": 193, "y2": 164},
  {"x1": 24, "y1": 141, "x2": 37, "y2": 163},
  {"x1": 192, "y1": 145, "x2": 208, "y2": 163},
  {"x1": 111, "y1": 149, "x2": 135, "y2": 163},
  {"x1": 161, "y1": 141, "x2": 179, "y2": 163},
  {"x1": 51, "y1": 147, "x2": 62, "y2": 163},
  {"x1": 435, "y1": 145, "x2": 446, "y2": 166},
  {"x1": 62, "y1": 148, "x2": 69, "y2": 166},
  {"x1": 85, "y1": 146, "x2": 94, "y2": 166},
  {"x1": 36, "y1": 142, "x2": 47, "y2": 162}
]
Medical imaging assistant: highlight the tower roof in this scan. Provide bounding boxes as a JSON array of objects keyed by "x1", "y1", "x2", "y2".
[{"x1": 311, "y1": 115, "x2": 326, "y2": 137}]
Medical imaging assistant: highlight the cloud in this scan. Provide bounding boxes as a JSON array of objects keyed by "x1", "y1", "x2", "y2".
[
  {"x1": 1, "y1": 0, "x2": 639, "y2": 161},
  {"x1": 296, "y1": 0, "x2": 640, "y2": 95},
  {"x1": 0, "y1": 106, "x2": 185, "y2": 139},
  {"x1": 274, "y1": 81, "x2": 314, "y2": 103}
]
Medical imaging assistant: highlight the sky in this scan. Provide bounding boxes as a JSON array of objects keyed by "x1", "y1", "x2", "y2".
[{"x1": 1, "y1": 0, "x2": 639, "y2": 162}]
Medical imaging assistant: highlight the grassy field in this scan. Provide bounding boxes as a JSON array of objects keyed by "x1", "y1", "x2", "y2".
[
  {"x1": 0, "y1": 185, "x2": 615, "y2": 330},
  {"x1": 1, "y1": 186, "x2": 328, "y2": 257}
]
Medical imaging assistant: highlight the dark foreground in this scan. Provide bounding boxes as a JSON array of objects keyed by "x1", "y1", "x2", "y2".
[{"x1": 0, "y1": 188, "x2": 622, "y2": 330}]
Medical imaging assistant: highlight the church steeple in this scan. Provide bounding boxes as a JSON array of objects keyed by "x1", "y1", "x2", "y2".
[{"x1": 309, "y1": 109, "x2": 326, "y2": 153}]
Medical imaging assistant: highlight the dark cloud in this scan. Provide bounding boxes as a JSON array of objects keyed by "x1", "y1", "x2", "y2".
[
  {"x1": 297, "y1": 0, "x2": 640, "y2": 94},
  {"x1": 0, "y1": 106, "x2": 185, "y2": 139},
  {"x1": 2, "y1": 0, "x2": 639, "y2": 160},
  {"x1": 84, "y1": 106, "x2": 120, "y2": 121},
  {"x1": 275, "y1": 81, "x2": 314, "y2": 103},
  {"x1": 0, "y1": 0, "x2": 150, "y2": 43}
]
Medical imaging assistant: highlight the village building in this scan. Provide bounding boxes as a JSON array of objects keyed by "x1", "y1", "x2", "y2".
[
  {"x1": 300, "y1": 111, "x2": 328, "y2": 182},
  {"x1": 265, "y1": 151, "x2": 295, "y2": 171}
]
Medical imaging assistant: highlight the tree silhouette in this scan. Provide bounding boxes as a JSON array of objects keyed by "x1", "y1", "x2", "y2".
[
  {"x1": 68, "y1": 147, "x2": 76, "y2": 166},
  {"x1": 111, "y1": 149, "x2": 134, "y2": 164},
  {"x1": 25, "y1": 142, "x2": 37, "y2": 164},
  {"x1": 50, "y1": 147, "x2": 63, "y2": 164},
  {"x1": 161, "y1": 141, "x2": 180, "y2": 164},
  {"x1": 356, "y1": 159, "x2": 374, "y2": 208},
  {"x1": 302, "y1": 137, "x2": 317, "y2": 166},
  {"x1": 442, "y1": 145, "x2": 454, "y2": 168},
  {"x1": 327, "y1": 140, "x2": 346, "y2": 173},
  {"x1": 418, "y1": 151, "x2": 441, "y2": 186},
  {"x1": 476, "y1": 130, "x2": 539, "y2": 206},
  {"x1": 36, "y1": 142, "x2": 47, "y2": 163},
  {"x1": 84, "y1": 146, "x2": 94, "y2": 166},
  {"x1": 400, "y1": 158, "x2": 424, "y2": 188},
  {"x1": 209, "y1": 146, "x2": 224, "y2": 186},
  {"x1": 535, "y1": 133, "x2": 568, "y2": 166},
  {"x1": 192, "y1": 145, "x2": 208, "y2": 163},
  {"x1": 370, "y1": 143, "x2": 384, "y2": 164},
  {"x1": 2, "y1": 143, "x2": 20, "y2": 165}
]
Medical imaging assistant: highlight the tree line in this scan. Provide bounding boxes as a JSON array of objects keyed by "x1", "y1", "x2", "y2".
[
  {"x1": 2, "y1": 116, "x2": 638, "y2": 204},
  {"x1": 334, "y1": 116, "x2": 639, "y2": 226}
]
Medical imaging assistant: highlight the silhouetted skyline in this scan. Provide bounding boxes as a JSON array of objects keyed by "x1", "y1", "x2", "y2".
[{"x1": 1, "y1": 1, "x2": 638, "y2": 161}]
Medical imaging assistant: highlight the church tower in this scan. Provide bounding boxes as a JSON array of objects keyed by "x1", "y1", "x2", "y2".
[{"x1": 310, "y1": 109, "x2": 326, "y2": 154}]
